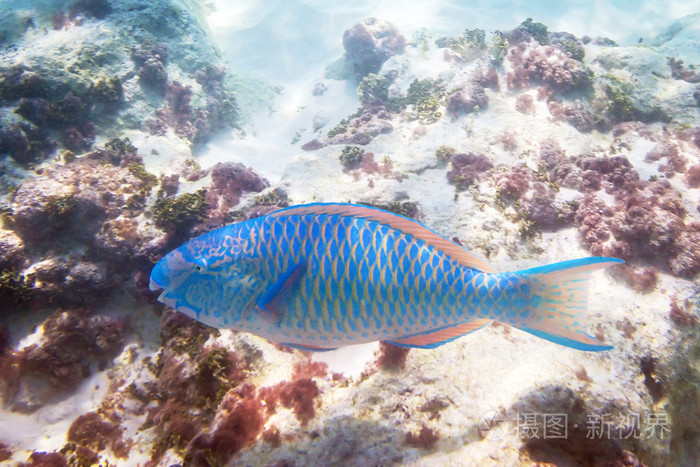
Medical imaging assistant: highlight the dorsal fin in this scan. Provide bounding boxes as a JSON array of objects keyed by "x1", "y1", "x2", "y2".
[{"x1": 269, "y1": 203, "x2": 496, "y2": 273}]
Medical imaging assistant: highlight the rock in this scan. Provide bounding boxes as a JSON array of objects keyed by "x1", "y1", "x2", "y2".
[
  {"x1": 343, "y1": 18, "x2": 406, "y2": 79},
  {"x1": 0, "y1": 229, "x2": 26, "y2": 270},
  {"x1": 446, "y1": 84, "x2": 488, "y2": 116}
]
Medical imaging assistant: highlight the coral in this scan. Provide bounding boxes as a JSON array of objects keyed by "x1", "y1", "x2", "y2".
[
  {"x1": 206, "y1": 162, "x2": 269, "y2": 217},
  {"x1": 645, "y1": 141, "x2": 687, "y2": 177},
  {"x1": 0, "y1": 442, "x2": 10, "y2": 461},
  {"x1": 446, "y1": 152, "x2": 494, "y2": 190},
  {"x1": 158, "y1": 173, "x2": 180, "y2": 197},
  {"x1": 446, "y1": 84, "x2": 488, "y2": 117},
  {"x1": 668, "y1": 57, "x2": 700, "y2": 83},
  {"x1": 669, "y1": 296, "x2": 698, "y2": 327},
  {"x1": 472, "y1": 66, "x2": 500, "y2": 90},
  {"x1": 435, "y1": 145, "x2": 456, "y2": 164},
  {"x1": 339, "y1": 146, "x2": 366, "y2": 170},
  {"x1": 185, "y1": 384, "x2": 265, "y2": 466},
  {"x1": 143, "y1": 313, "x2": 251, "y2": 463},
  {"x1": 131, "y1": 44, "x2": 168, "y2": 91},
  {"x1": 506, "y1": 41, "x2": 592, "y2": 95},
  {"x1": 539, "y1": 139, "x2": 566, "y2": 169},
  {"x1": 11, "y1": 158, "x2": 147, "y2": 243},
  {"x1": 515, "y1": 94, "x2": 535, "y2": 114},
  {"x1": 437, "y1": 29, "x2": 487, "y2": 62},
  {"x1": 668, "y1": 228, "x2": 700, "y2": 277},
  {"x1": 21, "y1": 309, "x2": 127, "y2": 392},
  {"x1": 261, "y1": 378, "x2": 320, "y2": 426},
  {"x1": 301, "y1": 139, "x2": 326, "y2": 151},
  {"x1": 376, "y1": 342, "x2": 410, "y2": 370},
  {"x1": 494, "y1": 165, "x2": 532, "y2": 201},
  {"x1": 343, "y1": 18, "x2": 405, "y2": 79},
  {"x1": 547, "y1": 99, "x2": 595, "y2": 132},
  {"x1": 614, "y1": 265, "x2": 659, "y2": 292},
  {"x1": 685, "y1": 164, "x2": 700, "y2": 188},
  {"x1": 28, "y1": 258, "x2": 109, "y2": 306},
  {"x1": 0, "y1": 229, "x2": 26, "y2": 270},
  {"x1": 327, "y1": 108, "x2": 393, "y2": 145},
  {"x1": 405, "y1": 425, "x2": 439, "y2": 449},
  {"x1": 26, "y1": 451, "x2": 67, "y2": 466},
  {"x1": 67, "y1": 412, "x2": 130, "y2": 457},
  {"x1": 569, "y1": 158, "x2": 698, "y2": 276},
  {"x1": 0, "y1": 123, "x2": 55, "y2": 165},
  {"x1": 58, "y1": 444, "x2": 100, "y2": 467}
]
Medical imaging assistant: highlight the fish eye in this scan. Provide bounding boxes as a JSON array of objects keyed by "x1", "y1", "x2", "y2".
[{"x1": 194, "y1": 265, "x2": 203, "y2": 272}]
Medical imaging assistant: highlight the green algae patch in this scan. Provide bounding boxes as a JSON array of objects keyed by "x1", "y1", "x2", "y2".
[{"x1": 153, "y1": 190, "x2": 208, "y2": 232}]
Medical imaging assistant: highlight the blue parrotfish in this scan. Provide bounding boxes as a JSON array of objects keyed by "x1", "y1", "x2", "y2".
[{"x1": 149, "y1": 203, "x2": 621, "y2": 352}]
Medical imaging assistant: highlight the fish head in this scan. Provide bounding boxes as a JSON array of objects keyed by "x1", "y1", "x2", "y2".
[{"x1": 149, "y1": 223, "x2": 258, "y2": 328}]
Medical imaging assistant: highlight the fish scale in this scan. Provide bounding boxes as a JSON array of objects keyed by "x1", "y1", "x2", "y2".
[{"x1": 150, "y1": 203, "x2": 621, "y2": 351}]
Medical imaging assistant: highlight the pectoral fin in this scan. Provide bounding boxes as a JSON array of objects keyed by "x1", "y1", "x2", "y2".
[{"x1": 256, "y1": 261, "x2": 307, "y2": 323}]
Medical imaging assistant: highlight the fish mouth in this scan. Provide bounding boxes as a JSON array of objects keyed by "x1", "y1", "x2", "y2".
[
  {"x1": 149, "y1": 278, "x2": 164, "y2": 292},
  {"x1": 156, "y1": 289, "x2": 177, "y2": 309}
]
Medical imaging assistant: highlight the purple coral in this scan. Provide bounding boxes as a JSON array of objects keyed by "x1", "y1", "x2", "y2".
[
  {"x1": 547, "y1": 99, "x2": 595, "y2": 132},
  {"x1": 20, "y1": 309, "x2": 127, "y2": 393},
  {"x1": 343, "y1": 18, "x2": 405, "y2": 79},
  {"x1": 507, "y1": 42, "x2": 591, "y2": 94},
  {"x1": 446, "y1": 152, "x2": 493, "y2": 190},
  {"x1": 446, "y1": 84, "x2": 488, "y2": 117},
  {"x1": 131, "y1": 44, "x2": 168, "y2": 91}
]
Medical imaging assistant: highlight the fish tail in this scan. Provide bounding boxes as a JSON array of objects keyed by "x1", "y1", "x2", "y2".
[{"x1": 512, "y1": 257, "x2": 622, "y2": 351}]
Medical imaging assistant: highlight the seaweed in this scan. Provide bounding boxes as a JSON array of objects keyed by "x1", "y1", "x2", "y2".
[
  {"x1": 88, "y1": 76, "x2": 123, "y2": 107},
  {"x1": 490, "y1": 34, "x2": 509, "y2": 64},
  {"x1": 153, "y1": 190, "x2": 208, "y2": 232},
  {"x1": 360, "y1": 200, "x2": 419, "y2": 219},
  {"x1": 127, "y1": 162, "x2": 158, "y2": 189},
  {"x1": 357, "y1": 73, "x2": 389, "y2": 105},
  {"x1": 436, "y1": 28, "x2": 487, "y2": 61},
  {"x1": 339, "y1": 146, "x2": 365, "y2": 170},
  {"x1": 0, "y1": 270, "x2": 33, "y2": 307},
  {"x1": 520, "y1": 18, "x2": 549, "y2": 45},
  {"x1": 105, "y1": 137, "x2": 137, "y2": 157}
]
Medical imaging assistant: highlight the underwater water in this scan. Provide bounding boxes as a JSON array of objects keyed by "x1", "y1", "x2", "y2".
[{"x1": 0, "y1": 0, "x2": 700, "y2": 465}]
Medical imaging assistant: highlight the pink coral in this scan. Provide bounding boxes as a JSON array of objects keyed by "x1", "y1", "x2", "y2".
[
  {"x1": 515, "y1": 94, "x2": 535, "y2": 114},
  {"x1": 446, "y1": 84, "x2": 488, "y2": 116},
  {"x1": 446, "y1": 152, "x2": 493, "y2": 190}
]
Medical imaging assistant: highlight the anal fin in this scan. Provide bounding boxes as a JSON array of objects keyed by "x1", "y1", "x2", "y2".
[
  {"x1": 386, "y1": 319, "x2": 492, "y2": 349},
  {"x1": 256, "y1": 261, "x2": 307, "y2": 323},
  {"x1": 281, "y1": 343, "x2": 338, "y2": 352}
]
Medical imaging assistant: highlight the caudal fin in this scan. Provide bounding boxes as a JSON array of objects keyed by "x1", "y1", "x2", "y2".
[{"x1": 513, "y1": 257, "x2": 622, "y2": 351}]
